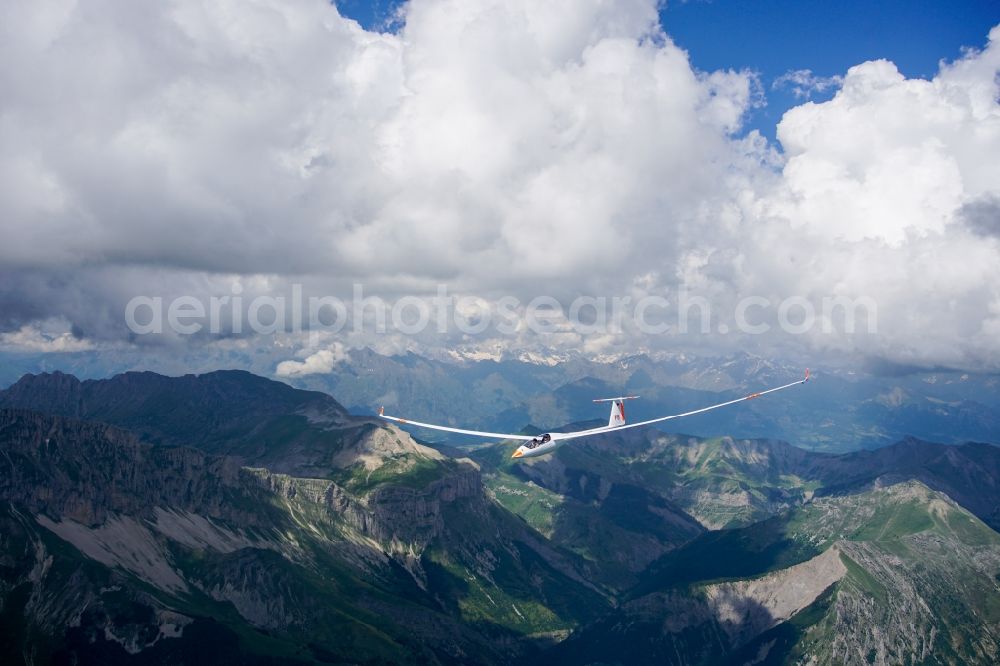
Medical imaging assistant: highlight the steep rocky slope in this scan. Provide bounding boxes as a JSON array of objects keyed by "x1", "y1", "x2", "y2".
[
  {"x1": 553, "y1": 481, "x2": 1000, "y2": 665},
  {"x1": 0, "y1": 408, "x2": 606, "y2": 665}
]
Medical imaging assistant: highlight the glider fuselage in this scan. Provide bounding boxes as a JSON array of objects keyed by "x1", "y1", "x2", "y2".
[{"x1": 512, "y1": 437, "x2": 561, "y2": 458}]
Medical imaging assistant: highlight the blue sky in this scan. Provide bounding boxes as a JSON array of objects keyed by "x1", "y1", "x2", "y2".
[
  {"x1": 337, "y1": 0, "x2": 1000, "y2": 140},
  {"x1": 660, "y1": 0, "x2": 1000, "y2": 138}
]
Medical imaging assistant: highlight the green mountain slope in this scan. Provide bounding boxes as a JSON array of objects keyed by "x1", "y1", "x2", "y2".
[
  {"x1": 471, "y1": 436, "x2": 705, "y2": 590},
  {"x1": 0, "y1": 408, "x2": 608, "y2": 665},
  {"x1": 4, "y1": 369, "x2": 1000, "y2": 664},
  {"x1": 470, "y1": 420, "x2": 1000, "y2": 595},
  {"x1": 487, "y1": 425, "x2": 1000, "y2": 533},
  {"x1": 552, "y1": 481, "x2": 1000, "y2": 665}
]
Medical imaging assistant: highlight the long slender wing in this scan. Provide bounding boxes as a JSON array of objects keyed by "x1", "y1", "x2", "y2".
[
  {"x1": 378, "y1": 407, "x2": 537, "y2": 441},
  {"x1": 552, "y1": 369, "x2": 811, "y2": 442},
  {"x1": 379, "y1": 369, "x2": 810, "y2": 443}
]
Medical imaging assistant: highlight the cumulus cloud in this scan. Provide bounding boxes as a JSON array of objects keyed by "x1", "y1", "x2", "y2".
[
  {"x1": 734, "y1": 28, "x2": 1000, "y2": 368},
  {"x1": 0, "y1": 0, "x2": 753, "y2": 318},
  {"x1": 275, "y1": 343, "x2": 347, "y2": 377},
  {"x1": 769, "y1": 46, "x2": 1000, "y2": 245},
  {"x1": 0, "y1": 319, "x2": 96, "y2": 353},
  {"x1": 1, "y1": 0, "x2": 999, "y2": 372}
]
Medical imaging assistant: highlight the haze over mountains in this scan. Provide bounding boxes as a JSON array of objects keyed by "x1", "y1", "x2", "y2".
[
  {"x1": 290, "y1": 348, "x2": 1000, "y2": 452},
  {"x1": 3, "y1": 347, "x2": 1000, "y2": 452},
  {"x1": 2, "y1": 368, "x2": 1000, "y2": 664}
]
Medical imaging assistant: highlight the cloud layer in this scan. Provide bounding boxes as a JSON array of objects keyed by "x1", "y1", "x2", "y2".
[{"x1": 1, "y1": 0, "x2": 999, "y2": 370}]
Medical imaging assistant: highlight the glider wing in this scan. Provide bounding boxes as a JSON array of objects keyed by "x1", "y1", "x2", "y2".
[
  {"x1": 378, "y1": 369, "x2": 810, "y2": 443},
  {"x1": 552, "y1": 369, "x2": 811, "y2": 442},
  {"x1": 377, "y1": 407, "x2": 538, "y2": 441}
]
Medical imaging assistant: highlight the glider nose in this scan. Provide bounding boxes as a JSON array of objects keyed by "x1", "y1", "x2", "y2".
[{"x1": 512, "y1": 448, "x2": 524, "y2": 458}]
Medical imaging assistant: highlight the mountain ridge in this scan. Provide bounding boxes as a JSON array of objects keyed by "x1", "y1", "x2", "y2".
[
  {"x1": 0, "y1": 406, "x2": 609, "y2": 664},
  {"x1": 552, "y1": 480, "x2": 1000, "y2": 665},
  {"x1": 5, "y1": 347, "x2": 1000, "y2": 451},
  {"x1": 3, "y1": 368, "x2": 1000, "y2": 664}
]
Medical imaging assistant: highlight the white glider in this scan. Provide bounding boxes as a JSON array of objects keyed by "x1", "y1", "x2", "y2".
[{"x1": 379, "y1": 369, "x2": 810, "y2": 459}]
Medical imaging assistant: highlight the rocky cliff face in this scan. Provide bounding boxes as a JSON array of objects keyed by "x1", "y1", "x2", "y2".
[
  {"x1": 0, "y1": 405, "x2": 604, "y2": 665},
  {"x1": 0, "y1": 409, "x2": 255, "y2": 526},
  {"x1": 252, "y1": 462, "x2": 483, "y2": 550},
  {"x1": 0, "y1": 406, "x2": 490, "y2": 560}
]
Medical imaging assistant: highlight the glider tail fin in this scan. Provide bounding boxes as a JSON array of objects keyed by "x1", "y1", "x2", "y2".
[
  {"x1": 609, "y1": 400, "x2": 626, "y2": 427},
  {"x1": 593, "y1": 395, "x2": 640, "y2": 427}
]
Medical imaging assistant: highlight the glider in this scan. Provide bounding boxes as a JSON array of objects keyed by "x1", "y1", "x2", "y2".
[{"x1": 379, "y1": 369, "x2": 810, "y2": 459}]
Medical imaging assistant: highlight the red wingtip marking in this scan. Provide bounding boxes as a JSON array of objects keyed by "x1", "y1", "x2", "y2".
[{"x1": 378, "y1": 406, "x2": 384, "y2": 416}]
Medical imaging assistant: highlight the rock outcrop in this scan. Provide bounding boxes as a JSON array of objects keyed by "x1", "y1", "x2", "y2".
[{"x1": 0, "y1": 405, "x2": 604, "y2": 665}]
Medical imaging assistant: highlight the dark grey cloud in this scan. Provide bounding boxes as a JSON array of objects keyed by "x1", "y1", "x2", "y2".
[{"x1": 961, "y1": 195, "x2": 1000, "y2": 238}]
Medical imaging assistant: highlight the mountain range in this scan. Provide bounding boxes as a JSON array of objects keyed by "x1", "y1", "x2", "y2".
[
  {"x1": 278, "y1": 348, "x2": 1000, "y2": 452},
  {"x1": 2, "y1": 369, "x2": 1000, "y2": 664},
  {"x1": 4, "y1": 347, "x2": 1000, "y2": 451}
]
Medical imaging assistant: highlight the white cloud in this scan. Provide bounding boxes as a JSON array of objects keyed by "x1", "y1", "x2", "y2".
[
  {"x1": 772, "y1": 69, "x2": 843, "y2": 99},
  {"x1": 0, "y1": 0, "x2": 752, "y2": 287},
  {"x1": 0, "y1": 319, "x2": 96, "y2": 353},
  {"x1": 769, "y1": 30, "x2": 1000, "y2": 246},
  {"x1": 718, "y1": 27, "x2": 1000, "y2": 369},
  {"x1": 1, "y1": 1, "x2": 999, "y2": 371},
  {"x1": 275, "y1": 344, "x2": 347, "y2": 377}
]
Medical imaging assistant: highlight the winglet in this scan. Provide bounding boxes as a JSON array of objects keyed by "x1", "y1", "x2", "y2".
[
  {"x1": 804, "y1": 368, "x2": 810, "y2": 382},
  {"x1": 378, "y1": 405, "x2": 384, "y2": 416}
]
